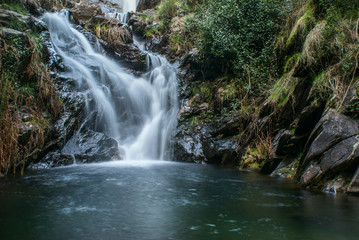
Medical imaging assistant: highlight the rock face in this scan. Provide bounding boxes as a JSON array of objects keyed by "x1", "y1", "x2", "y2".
[
  {"x1": 296, "y1": 109, "x2": 359, "y2": 191},
  {"x1": 62, "y1": 129, "x2": 121, "y2": 163},
  {"x1": 174, "y1": 91, "x2": 240, "y2": 166},
  {"x1": 34, "y1": 129, "x2": 121, "y2": 168}
]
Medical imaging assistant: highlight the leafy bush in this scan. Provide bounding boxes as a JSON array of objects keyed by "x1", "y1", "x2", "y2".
[{"x1": 197, "y1": 0, "x2": 283, "y2": 85}]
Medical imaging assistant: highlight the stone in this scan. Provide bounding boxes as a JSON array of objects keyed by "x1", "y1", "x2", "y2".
[
  {"x1": 272, "y1": 129, "x2": 294, "y2": 157},
  {"x1": 174, "y1": 124, "x2": 206, "y2": 163},
  {"x1": 294, "y1": 101, "x2": 325, "y2": 136},
  {"x1": 61, "y1": 129, "x2": 121, "y2": 163},
  {"x1": 300, "y1": 109, "x2": 359, "y2": 172},
  {"x1": 298, "y1": 129, "x2": 359, "y2": 187},
  {"x1": 212, "y1": 116, "x2": 245, "y2": 139},
  {"x1": 260, "y1": 157, "x2": 282, "y2": 175},
  {"x1": 202, "y1": 139, "x2": 238, "y2": 166}
]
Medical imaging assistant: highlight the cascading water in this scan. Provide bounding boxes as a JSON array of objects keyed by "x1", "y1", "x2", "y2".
[{"x1": 43, "y1": 9, "x2": 178, "y2": 160}]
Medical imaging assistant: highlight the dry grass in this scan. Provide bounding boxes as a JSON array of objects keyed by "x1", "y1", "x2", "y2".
[
  {"x1": 302, "y1": 21, "x2": 326, "y2": 65},
  {"x1": 255, "y1": 132, "x2": 275, "y2": 159},
  {"x1": 0, "y1": 31, "x2": 61, "y2": 175}
]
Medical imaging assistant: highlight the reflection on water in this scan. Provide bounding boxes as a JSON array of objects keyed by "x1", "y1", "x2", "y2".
[{"x1": 0, "y1": 161, "x2": 358, "y2": 240}]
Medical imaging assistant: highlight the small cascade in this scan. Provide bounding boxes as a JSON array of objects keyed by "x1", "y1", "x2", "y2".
[{"x1": 43, "y1": 9, "x2": 178, "y2": 160}]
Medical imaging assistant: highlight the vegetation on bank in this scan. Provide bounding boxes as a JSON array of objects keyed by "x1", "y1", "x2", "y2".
[
  {"x1": 141, "y1": 0, "x2": 359, "y2": 173},
  {"x1": 0, "y1": 0, "x2": 61, "y2": 175}
]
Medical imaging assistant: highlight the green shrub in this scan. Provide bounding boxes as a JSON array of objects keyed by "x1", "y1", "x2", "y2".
[{"x1": 197, "y1": 0, "x2": 283, "y2": 83}]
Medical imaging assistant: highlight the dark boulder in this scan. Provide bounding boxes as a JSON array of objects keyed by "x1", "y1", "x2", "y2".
[
  {"x1": 174, "y1": 124, "x2": 206, "y2": 163},
  {"x1": 297, "y1": 109, "x2": 359, "y2": 189},
  {"x1": 294, "y1": 101, "x2": 326, "y2": 136},
  {"x1": 202, "y1": 138, "x2": 238, "y2": 166},
  {"x1": 260, "y1": 157, "x2": 282, "y2": 175},
  {"x1": 299, "y1": 109, "x2": 359, "y2": 173},
  {"x1": 272, "y1": 129, "x2": 294, "y2": 157},
  {"x1": 61, "y1": 129, "x2": 121, "y2": 163}
]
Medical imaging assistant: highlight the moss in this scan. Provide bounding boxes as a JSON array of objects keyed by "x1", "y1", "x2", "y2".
[
  {"x1": 144, "y1": 24, "x2": 160, "y2": 38},
  {"x1": 269, "y1": 73, "x2": 298, "y2": 106},
  {"x1": 0, "y1": 3, "x2": 29, "y2": 15},
  {"x1": 285, "y1": 1, "x2": 315, "y2": 50},
  {"x1": 283, "y1": 52, "x2": 301, "y2": 73},
  {"x1": 241, "y1": 146, "x2": 265, "y2": 170}
]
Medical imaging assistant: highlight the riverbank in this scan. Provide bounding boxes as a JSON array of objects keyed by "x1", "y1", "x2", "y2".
[{"x1": 132, "y1": 0, "x2": 359, "y2": 194}]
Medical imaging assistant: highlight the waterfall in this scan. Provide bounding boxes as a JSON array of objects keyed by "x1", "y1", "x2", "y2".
[
  {"x1": 122, "y1": 0, "x2": 139, "y2": 12},
  {"x1": 43, "y1": 11, "x2": 178, "y2": 160}
]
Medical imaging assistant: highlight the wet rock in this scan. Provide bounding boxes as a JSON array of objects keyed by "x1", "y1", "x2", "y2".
[
  {"x1": 271, "y1": 158, "x2": 297, "y2": 178},
  {"x1": 34, "y1": 151, "x2": 75, "y2": 168},
  {"x1": 174, "y1": 124, "x2": 206, "y2": 163},
  {"x1": 111, "y1": 43, "x2": 147, "y2": 71},
  {"x1": 61, "y1": 129, "x2": 121, "y2": 163},
  {"x1": 174, "y1": 120, "x2": 238, "y2": 166},
  {"x1": 299, "y1": 136, "x2": 359, "y2": 186},
  {"x1": 212, "y1": 116, "x2": 247, "y2": 139},
  {"x1": 96, "y1": 21, "x2": 133, "y2": 45},
  {"x1": 202, "y1": 138, "x2": 238, "y2": 166}
]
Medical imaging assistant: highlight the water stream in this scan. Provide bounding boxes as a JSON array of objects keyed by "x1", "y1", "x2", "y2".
[
  {"x1": 1, "y1": 162, "x2": 358, "y2": 240},
  {"x1": 43, "y1": 9, "x2": 178, "y2": 160}
]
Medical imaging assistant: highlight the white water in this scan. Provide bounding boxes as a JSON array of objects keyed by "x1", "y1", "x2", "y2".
[
  {"x1": 102, "y1": 0, "x2": 139, "y2": 21},
  {"x1": 43, "y1": 10, "x2": 178, "y2": 160}
]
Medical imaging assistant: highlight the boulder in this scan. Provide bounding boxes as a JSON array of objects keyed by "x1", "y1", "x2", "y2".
[
  {"x1": 299, "y1": 109, "x2": 359, "y2": 173},
  {"x1": 297, "y1": 109, "x2": 359, "y2": 188},
  {"x1": 31, "y1": 151, "x2": 75, "y2": 168},
  {"x1": 294, "y1": 101, "x2": 325, "y2": 136},
  {"x1": 174, "y1": 119, "x2": 239, "y2": 166},
  {"x1": 272, "y1": 129, "x2": 294, "y2": 157},
  {"x1": 174, "y1": 124, "x2": 206, "y2": 163},
  {"x1": 212, "y1": 115, "x2": 247, "y2": 139},
  {"x1": 202, "y1": 138, "x2": 238, "y2": 166},
  {"x1": 61, "y1": 129, "x2": 121, "y2": 163},
  {"x1": 260, "y1": 157, "x2": 282, "y2": 175}
]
